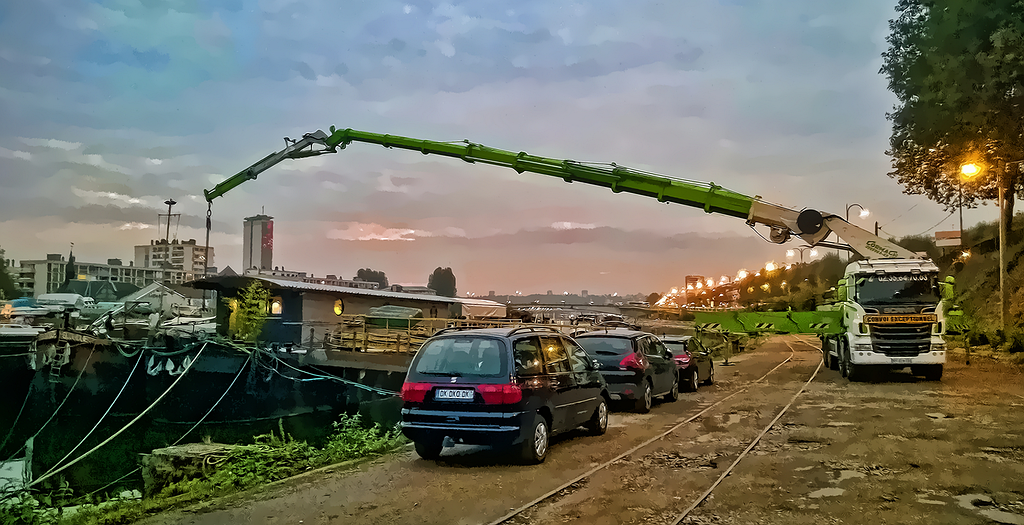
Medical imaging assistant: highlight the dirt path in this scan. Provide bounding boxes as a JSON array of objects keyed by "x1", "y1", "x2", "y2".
[{"x1": 137, "y1": 336, "x2": 1024, "y2": 525}]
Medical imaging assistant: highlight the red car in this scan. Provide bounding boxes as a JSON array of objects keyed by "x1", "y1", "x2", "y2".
[{"x1": 659, "y1": 335, "x2": 715, "y2": 391}]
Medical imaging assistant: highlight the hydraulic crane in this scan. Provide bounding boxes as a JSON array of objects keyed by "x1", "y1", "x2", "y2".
[{"x1": 203, "y1": 126, "x2": 918, "y2": 260}]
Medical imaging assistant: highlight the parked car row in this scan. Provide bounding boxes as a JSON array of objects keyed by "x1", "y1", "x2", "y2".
[{"x1": 399, "y1": 326, "x2": 714, "y2": 464}]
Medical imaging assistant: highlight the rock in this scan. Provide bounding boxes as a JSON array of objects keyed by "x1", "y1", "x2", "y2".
[
  {"x1": 141, "y1": 443, "x2": 239, "y2": 498},
  {"x1": 926, "y1": 413, "x2": 947, "y2": 419}
]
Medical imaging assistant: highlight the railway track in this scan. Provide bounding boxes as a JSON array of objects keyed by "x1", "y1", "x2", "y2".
[{"x1": 486, "y1": 334, "x2": 823, "y2": 525}]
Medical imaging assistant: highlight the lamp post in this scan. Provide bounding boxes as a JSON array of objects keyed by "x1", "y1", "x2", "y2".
[
  {"x1": 786, "y1": 245, "x2": 818, "y2": 264},
  {"x1": 959, "y1": 160, "x2": 1016, "y2": 332},
  {"x1": 845, "y1": 203, "x2": 869, "y2": 222},
  {"x1": 959, "y1": 164, "x2": 980, "y2": 245}
]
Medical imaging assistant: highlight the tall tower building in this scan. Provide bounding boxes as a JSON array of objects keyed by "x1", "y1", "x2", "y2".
[{"x1": 243, "y1": 214, "x2": 274, "y2": 271}]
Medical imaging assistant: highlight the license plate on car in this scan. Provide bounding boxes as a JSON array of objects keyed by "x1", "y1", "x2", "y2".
[
  {"x1": 891, "y1": 358, "x2": 912, "y2": 365},
  {"x1": 435, "y1": 389, "x2": 475, "y2": 401}
]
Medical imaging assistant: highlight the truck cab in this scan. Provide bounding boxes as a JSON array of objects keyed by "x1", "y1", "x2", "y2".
[{"x1": 823, "y1": 259, "x2": 947, "y2": 381}]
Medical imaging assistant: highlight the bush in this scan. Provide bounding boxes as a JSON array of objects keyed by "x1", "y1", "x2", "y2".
[{"x1": 1006, "y1": 330, "x2": 1024, "y2": 354}]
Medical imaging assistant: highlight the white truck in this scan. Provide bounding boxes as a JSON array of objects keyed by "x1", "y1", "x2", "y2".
[{"x1": 820, "y1": 258, "x2": 949, "y2": 381}]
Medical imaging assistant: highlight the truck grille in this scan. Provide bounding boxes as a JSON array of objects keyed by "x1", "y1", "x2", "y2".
[{"x1": 869, "y1": 323, "x2": 932, "y2": 357}]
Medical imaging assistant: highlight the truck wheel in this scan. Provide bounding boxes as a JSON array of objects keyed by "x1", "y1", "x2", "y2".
[
  {"x1": 635, "y1": 381, "x2": 653, "y2": 413},
  {"x1": 828, "y1": 350, "x2": 840, "y2": 371},
  {"x1": 923, "y1": 365, "x2": 943, "y2": 381},
  {"x1": 414, "y1": 439, "x2": 443, "y2": 460},
  {"x1": 519, "y1": 413, "x2": 550, "y2": 464},
  {"x1": 839, "y1": 349, "x2": 850, "y2": 378}
]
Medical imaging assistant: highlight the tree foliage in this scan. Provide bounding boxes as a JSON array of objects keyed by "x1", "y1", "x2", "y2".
[
  {"x1": 645, "y1": 292, "x2": 662, "y2": 305},
  {"x1": 427, "y1": 267, "x2": 457, "y2": 297},
  {"x1": 355, "y1": 268, "x2": 389, "y2": 289},
  {"x1": 0, "y1": 245, "x2": 18, "y2": 300},
  {"x1": 233, "y1": 280, "x2": 270, "y2": 343},
  {"x1": 881, "y1": 0, "x2": 1024, "y2": 235}
]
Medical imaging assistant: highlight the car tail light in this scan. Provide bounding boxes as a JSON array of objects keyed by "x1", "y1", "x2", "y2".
[
  {"x1": 477, "y1": 384, "x2": 523, "y2": 405},
  {"x1": 400, "y1": 382, "x2": 432, "y2": 403},
  {"x1": 673, "y1": 353, "x2": 691, "y2": 367},
  {"x1": 619, "y1": 352, "x2": 646, "y2": 371}
]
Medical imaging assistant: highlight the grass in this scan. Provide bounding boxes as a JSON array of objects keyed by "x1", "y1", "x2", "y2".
[{"x1": 3, "y1": 414, "x2": 404, "y2": 525}]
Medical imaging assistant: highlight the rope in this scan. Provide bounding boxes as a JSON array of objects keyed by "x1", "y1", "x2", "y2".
[
  {"x1": 0, "y1": 382, "x2": 33, "y2": 453},
  {"x1": 2, "y1": 347, "x2": 96, "y2": 464},
  {"x1": 64, "y1": 349, "x2": 254, "y2": 505},
  {"x1": 30, "y1": 342, "x2": 210, "y2": 488},
  {"x1": 38, "y1": 349, "x2": 145, "y2": 480},
  {"x1": 262, "y1": 350, "x2": 398, "y2": 396},
  {"x1": 171, "y1": 351, "x2": 254, "y2": 444}
]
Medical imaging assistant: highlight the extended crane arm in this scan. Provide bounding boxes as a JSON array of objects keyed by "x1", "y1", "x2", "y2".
[{"x1": 203, "y1": 126, "x2": 918, "y2": 259}]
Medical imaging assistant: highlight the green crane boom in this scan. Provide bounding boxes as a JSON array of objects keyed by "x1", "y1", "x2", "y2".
[{"x1": 202, "y1": 126, "x2": 918, "y2": 259}]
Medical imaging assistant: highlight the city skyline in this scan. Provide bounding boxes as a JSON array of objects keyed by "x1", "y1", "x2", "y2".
[{"x1": 1, "y1": 2, "x2": 996, "y2": 296}]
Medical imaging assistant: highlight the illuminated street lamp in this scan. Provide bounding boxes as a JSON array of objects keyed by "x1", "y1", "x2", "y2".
[
  {"x1": 785, "y1": 245, "x2": 818, "y2": 264},
  {"x1": 959, "y1": 163, "x2": 980, "y2": 243},
  {"x1": 845, "y1": 203, "x2": 869, "y2": 221},
  {"x1": 959, "y1": 160, "x2": 1018, "y2": 331}
]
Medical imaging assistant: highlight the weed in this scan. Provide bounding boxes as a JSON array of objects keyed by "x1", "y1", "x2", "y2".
[{"x1": 54, "y1": 414, "x2": 403, "y2": 525}]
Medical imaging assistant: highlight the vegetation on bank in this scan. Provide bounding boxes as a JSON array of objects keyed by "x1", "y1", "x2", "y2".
[{"x1": 1, "y1": 415, "x2": 404, "y2": 525}]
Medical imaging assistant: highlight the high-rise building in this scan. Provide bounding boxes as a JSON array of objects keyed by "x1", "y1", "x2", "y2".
[
  {"x1": 242, "y1": 214, "x2": 273, "y2": 271},
  {"x1": 134, "y1": 239, "x2": 214, "y2": 274}
]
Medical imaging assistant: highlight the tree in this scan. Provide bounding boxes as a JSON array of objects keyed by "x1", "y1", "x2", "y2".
[
  {"x1": 645, "y1": 292, "x2": 662, "y2": 305},
  {"x1": 0, "y1": 246, "x2": 17, "y2": 300},
  {"x1": 881, "y1": 0, "x2": 1024, "y2": 237},
  {"x1": 427, "y1": 267, "x2": 457, "y2": 297},
  {"x1": 356, "y1": 268, "x2": 389, "y2": 289},
  {"x1": 232, "y1": 280, "x2": 270, "y2": 343}
]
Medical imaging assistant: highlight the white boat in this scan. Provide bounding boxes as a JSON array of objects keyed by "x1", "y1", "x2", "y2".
[{"x1": 0, "y1": 323, "x2": 46, "y2": 346}]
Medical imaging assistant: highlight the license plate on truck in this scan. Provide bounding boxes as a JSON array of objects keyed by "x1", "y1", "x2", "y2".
[
  {"x1": 891, "y1": 358, "x2": 912, "y2": 365},
  {"x1": 435, "y1": 389, "x2": 474, "y2": 401}
]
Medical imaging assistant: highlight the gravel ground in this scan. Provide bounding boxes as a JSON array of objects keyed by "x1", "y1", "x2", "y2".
[{"x1": 137, "y1": 336, "x2": 1024, "y2": 525}]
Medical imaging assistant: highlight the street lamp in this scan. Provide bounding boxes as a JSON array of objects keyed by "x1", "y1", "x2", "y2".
[
  {"x1": 959, "y1": 163, "x2": 981, "y2": 245},
  {"x1": 959, "y1": 160, "x2": 1018, "y2": 332},
  {"x1": 785, "y1": 245, "x2": 818, "y2": 264},
  {"x1": 845, "y1": 203, "x2": 869, "y2": 221}
]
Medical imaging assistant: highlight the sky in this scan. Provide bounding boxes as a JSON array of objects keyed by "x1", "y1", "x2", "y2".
[{"x1": 0, "y1": 0, "x2": 996, "y2": 297}]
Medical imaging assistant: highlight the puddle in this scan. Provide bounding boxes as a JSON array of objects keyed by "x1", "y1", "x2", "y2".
[
  {"x1": 979, "y1": 509, "x2": 1024, "y2": 525},
  {"x1": 808, "y1": 488, "x2": 845, "y2": 498},
  {"x1": 826, "y1": 421, "x2": 854, "y2": 427},
  {"x1": 954, "y1": 493, "x2": 994, "y2": 510},
  {"x1": 832, "y1": 470, "x2": 866, "y2": 484},
  {"x1": 794, "y1": 466, "x2": 815, "y2": 472}
]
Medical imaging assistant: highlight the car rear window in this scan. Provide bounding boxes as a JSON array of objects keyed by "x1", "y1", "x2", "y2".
[
  {"x1": 575, "y1": 337, "x2": 632, "y2": 356},
  {"x1": 663, "y1": 341, "x2": 687, "y2": 353},
  {"x1": 413, "y1": 336, "x2": 508, "y2": 377}
]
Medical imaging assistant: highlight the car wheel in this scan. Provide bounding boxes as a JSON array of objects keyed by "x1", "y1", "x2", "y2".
[
  {"x1": 664, "y1": 377, "x2": 680, "y2": 402},
  {"x1": 519, "y1": 413, "x2": 550, "y2": 464},
  {"x1": 635, "y1": 380, "x2": 653, "y2": 413},
  {"x1": 684, "y1": 368, "x2": 698, "y2": 392},
  {"x1": 587, "y1": 397, "x2": 609, "y2": 435},
  {"x1": 414, "y1": 439, "x2": 443, "y2": 460},
  {"x1": 703, "y1": 363, "x2": 715, "y2": 386}
]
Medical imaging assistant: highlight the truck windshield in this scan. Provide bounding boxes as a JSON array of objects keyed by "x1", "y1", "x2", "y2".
[{"x1": 855, "y1": 273, "x2": 939, "y2": 305}]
